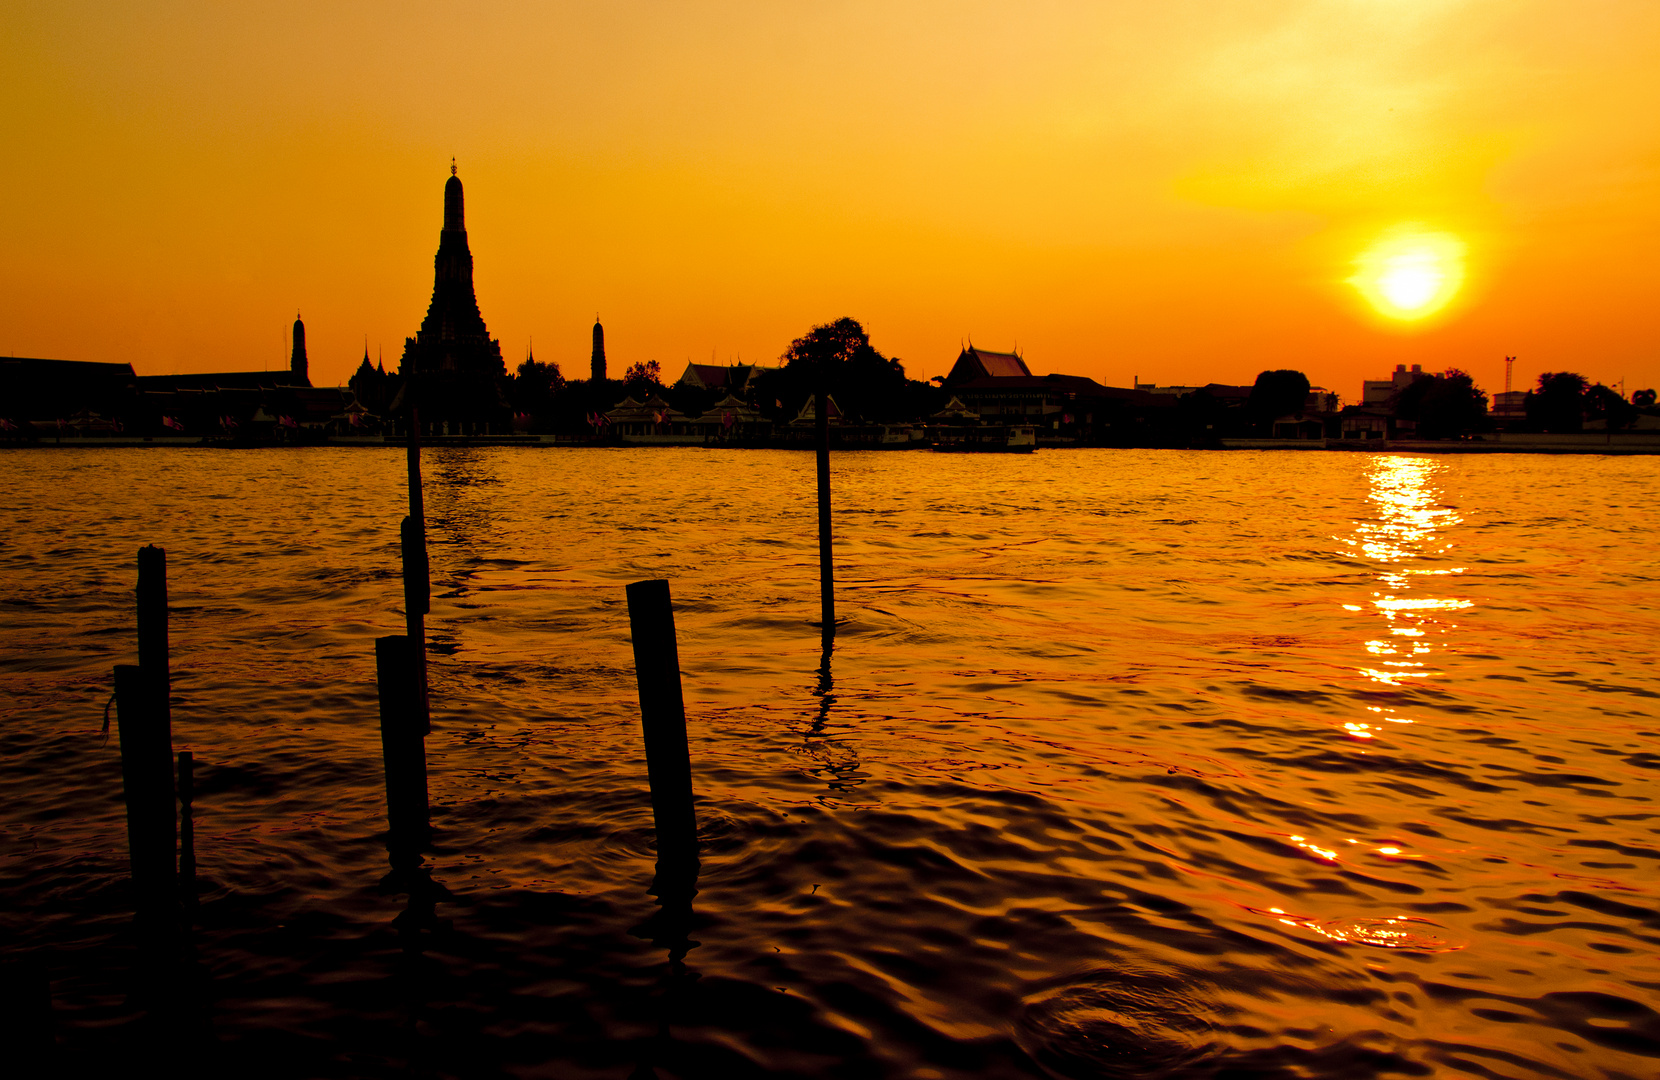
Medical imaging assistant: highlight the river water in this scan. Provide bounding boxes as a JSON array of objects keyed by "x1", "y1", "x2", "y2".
[{"x1": 1, "y1": 447, "x2": 1657, "y2": 1079}]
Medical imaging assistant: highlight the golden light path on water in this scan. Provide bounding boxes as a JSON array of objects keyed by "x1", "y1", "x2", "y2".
[
  {"x1": 1344, "y1": 456, "x2": 1469, "y2": 722},
  {"x1": 1268, "y1": 456, "x2": 1476, "y2": 924}
]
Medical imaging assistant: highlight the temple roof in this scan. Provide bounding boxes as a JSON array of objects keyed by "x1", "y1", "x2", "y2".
[{"x1": 944, "y1": 347, "x2": 1033, "y2": 385}]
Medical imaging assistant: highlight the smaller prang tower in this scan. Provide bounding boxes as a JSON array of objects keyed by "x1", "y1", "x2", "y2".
[
  {"x1": 591, "y1": 317, "x2": 606, "y2": 382},
  {"x1": 290, "y1": 314, "x2": 311, "y2": 385}
]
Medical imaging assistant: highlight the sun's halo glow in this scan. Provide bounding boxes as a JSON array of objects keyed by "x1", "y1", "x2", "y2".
[{"x1": 1350, "y1": 226, "x2": 1466, "y2": 322}]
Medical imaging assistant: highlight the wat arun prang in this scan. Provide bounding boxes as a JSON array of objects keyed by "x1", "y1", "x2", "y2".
[{"x1": 392, "y1": 164, "x2": 511, "y2": 435}]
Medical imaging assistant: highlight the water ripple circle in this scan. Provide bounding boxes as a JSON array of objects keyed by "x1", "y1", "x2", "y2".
[{"x1": 1015, "y1": 968, "x2": 1221, "y2": 1079}]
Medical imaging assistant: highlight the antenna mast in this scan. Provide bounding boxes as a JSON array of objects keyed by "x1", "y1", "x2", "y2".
[{"x1": 1504, "y1": 355, "x2": 1515, "y2": 394}]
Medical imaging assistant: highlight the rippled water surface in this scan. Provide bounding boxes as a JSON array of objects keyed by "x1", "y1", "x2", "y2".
[{"x1": 3, "y1": 448, "x2": 1658, "y2": 1078}]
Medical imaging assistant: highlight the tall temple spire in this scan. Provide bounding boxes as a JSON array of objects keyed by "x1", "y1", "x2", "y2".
[
  {"x1": 591, "y1": 316, "x2": 606, "y2": 382},
  {"x1": 413, "y1": 166, "x2": 490, "y2": 359},
  {"x1": 395, "y1": 164, "x2": 508, "y2": 432},
  {"x1": 290, "y1": 312, "x2": 309, "y2": 384}
]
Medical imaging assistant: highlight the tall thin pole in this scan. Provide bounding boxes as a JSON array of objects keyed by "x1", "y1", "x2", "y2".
[
  {"x1": 115, "y1": 664, "x2": 175, "y2": 922},
  {"x1": 376, "y1": 634, "x2": 429, "y2": 869},
  {"x1": 815, "y1": 375, "x2": 834, "y2": 637},
  {"x1": 626, "y1": 580, "x2": 698, "y2": 864},
  {"x1": 404, "y1": 405, "x2": 430, "y2": 734},
  {"x1": 136, "y1": 545, "x2": 171, "y2": 742}
]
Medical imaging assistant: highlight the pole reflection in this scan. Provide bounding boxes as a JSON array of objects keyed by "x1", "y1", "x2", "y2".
[{"x1": 1341, "y1": 456, "x2": 1470, "y2": 739}]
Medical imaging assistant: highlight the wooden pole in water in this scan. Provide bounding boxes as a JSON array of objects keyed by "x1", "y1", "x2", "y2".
[
  {"x1": 814, "y1": 377, "x2": 835, "y2": 637},
  {"x1": 625, "y1": 580, "x2": 697, "y2": 863},
  {"x1": 404, "y1": 405, "x2": 431, "y2": 735},
  {"x1": 375, "y1": 635, "x2": 429, "y2": 869},
  {"x1": 177, "y1": 750, "x2": 195, "y2": 890},
  {"x1": 136, "y1": 545, "x2": 171, "y2": 741},
  {"x1": 114, "y1": 664, "x2": 175, "y2": 921}
]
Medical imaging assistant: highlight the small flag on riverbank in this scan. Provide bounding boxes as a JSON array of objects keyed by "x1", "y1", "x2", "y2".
[{"x1": 162, "y1": 416, "x2": 184, "y2": 431}]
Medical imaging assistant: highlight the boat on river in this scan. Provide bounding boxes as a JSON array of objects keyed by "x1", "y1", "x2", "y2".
[{"x1": 930, "y1": 423, "x2": 1037, "y2": 452}]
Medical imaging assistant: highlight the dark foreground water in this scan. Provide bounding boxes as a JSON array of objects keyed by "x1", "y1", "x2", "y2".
[{"x1": 2, "y1": 448, "x2": 1658, "y2": 1079}]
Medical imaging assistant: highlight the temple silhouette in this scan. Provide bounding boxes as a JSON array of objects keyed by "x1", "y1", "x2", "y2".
[{"x1": 390, "y1": 164, "x2": 511, "y2": 435}]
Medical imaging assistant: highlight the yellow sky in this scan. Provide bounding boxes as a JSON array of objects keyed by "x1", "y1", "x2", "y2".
[{"x1": 4, "y1": 1, "x2": 1658, "y2": 398}]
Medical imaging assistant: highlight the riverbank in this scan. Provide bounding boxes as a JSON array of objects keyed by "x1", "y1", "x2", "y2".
[{"x1": 9, "y1": 430, "x2": 1660, "y2": 452}]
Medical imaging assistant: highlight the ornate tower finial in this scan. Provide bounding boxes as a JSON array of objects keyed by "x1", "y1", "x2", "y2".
[{"x1": 451, "y1": 157, "x2": 457, "y2": 176}]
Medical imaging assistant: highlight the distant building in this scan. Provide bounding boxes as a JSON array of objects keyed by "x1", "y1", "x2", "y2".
[
  {"x1": 137, "y1": 368, "x2": 307, "y2": 393},
  {"x1": 1135, "y1": 382, "x2": 1206, "y2": 397},
  {"x1": 940, "y1": 345, "x2": 1173, "y2": 443},
  {"x1": 1362, "y1": 364, "x2": 1429, "y2": 406},
  {"x1": 1491, "y1": 390, "x2": 1527, "y2": 417},
  {"x1": 349, "y1": 347, "x2": 392, "y2": 416},
  {"x1": 1306, "y1": 387, "x2": 1340, "y2": 412},
  {"x1": 0, "y1": 356, "x2": 139, "y2": 430},
  {"x1": 942, "y1": 346, "x2": 1032, "y2": 385},
  {"x1": 1183, "y1": 383, "x2": 1253, "y2": 405},
  {"x1": 133, "y1": 314, "x2": 314, "y2": 396},
  {"x1": 393, "y1": 165, "x2": 510, "y2": 434},
  {"x1": 790, "y1": 394, "x2": 846, "y2": 427},
  {"x1": 674, "y1": 362, "x2": 772, "y2": 396},
  {"x1": 591, "y1": 318, "x2": 606, "y2": 382}
]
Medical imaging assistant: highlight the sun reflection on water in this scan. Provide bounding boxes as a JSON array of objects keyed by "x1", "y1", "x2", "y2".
[{"x1": 1340, "y1": 456, "x2": 1467, "y2": 728}]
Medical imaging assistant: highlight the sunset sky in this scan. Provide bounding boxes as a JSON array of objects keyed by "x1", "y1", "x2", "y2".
[{"x1": 4, "y1": 1, "x2": 1657, "y2": 399}]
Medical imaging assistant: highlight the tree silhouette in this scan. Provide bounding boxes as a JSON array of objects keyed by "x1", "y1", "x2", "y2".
[
  {"x1": 1585, "y1": 383, "x2": 1638, "y2": 430},
  {"x1": 509, "y1": 355, "x2": 564, "y2": 415},
  {"x1": 754, "y1": 317, "x2": 937, "y2": 423},
  {"x1": 1247, "y1": 369, "x2": 1311, "y2": 434},
  {"x1": 1393, "y1": 368, "x2": 1488, "y2": 439},
  {"x1": 1526, "y1": 371, "x2": 1589, "y2": 432},
  {"x1": 622, "y1": 360, "x2": 664, "y2": 395}
]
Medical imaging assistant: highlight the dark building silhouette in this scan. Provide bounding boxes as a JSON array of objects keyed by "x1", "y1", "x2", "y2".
[
  {"x1": 1, "y1": 357, "x2": 138, "y2": 435},
  {"x1": 591, "y1": 317, "x2": 607, "y2": 382},
  {"x1": 673, "y1": 361, "x2": 768, "y2": 397},
  {"x1": 290, "y1": 314, "x2": 309, "y2": 383},
  {"x1": 393, "y1": 164, "x2": 510, "y2": 433},
  {"x1": 942, "y1": 345, "x2": 1032, "y2": 386},
  {"x1": 350, "y1": 346, "x2": 391, "y2": 416}
]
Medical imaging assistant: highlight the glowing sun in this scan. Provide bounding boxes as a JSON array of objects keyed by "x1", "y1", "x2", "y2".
[{"x1": 1350, "y1": 226, "x2": 1466, "y2": 321}]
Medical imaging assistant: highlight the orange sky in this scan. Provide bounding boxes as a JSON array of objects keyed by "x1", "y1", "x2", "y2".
[{"x1": 4, "y1": 1, "x2": 1658, "y2": 400}]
